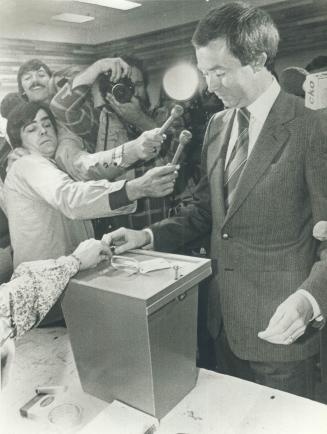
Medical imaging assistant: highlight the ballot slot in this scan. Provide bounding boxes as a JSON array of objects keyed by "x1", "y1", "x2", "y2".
[{"x1": 62, "y1": 250, "x2": 211, "y2": 419}]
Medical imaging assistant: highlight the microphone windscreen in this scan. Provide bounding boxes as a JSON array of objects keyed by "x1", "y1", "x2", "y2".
[{"x1": 280, "y1": 67, "x2": 308, "y2": 98}]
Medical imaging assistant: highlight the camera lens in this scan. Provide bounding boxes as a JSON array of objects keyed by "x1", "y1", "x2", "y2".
[
  {"x1": 112, "y1": 82, "x2": 133, "y2": 103},
  {"x1": 98, "y1": 73, "x2": 135, "y2": 104}
]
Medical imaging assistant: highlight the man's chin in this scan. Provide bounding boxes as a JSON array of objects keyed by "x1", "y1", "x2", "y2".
[
  {"x1": 41, "y1": 146, "x2": 57, "y2": 159},
  {"x1": 28, "y1": 91, "x2": 49, "y2": 103},
  {"x1": 220, "y1": 98, "x2": 235, "y2": 109}
]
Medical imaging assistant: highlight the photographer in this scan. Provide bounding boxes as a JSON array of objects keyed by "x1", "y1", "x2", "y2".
[{"x1": 51, "y1": 57, "x2": 178, "y2": 235}]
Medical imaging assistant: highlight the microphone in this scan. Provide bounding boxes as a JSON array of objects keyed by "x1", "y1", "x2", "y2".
[
  {"x1": 280, "y1": 67, "x2": 308, "y2": 98},
  {"x1": 158, "y1": 105, "x2": 184, "y2": 134},
  {"x1": 171, "y1": 130, "x2": 192, "y2": 165}
]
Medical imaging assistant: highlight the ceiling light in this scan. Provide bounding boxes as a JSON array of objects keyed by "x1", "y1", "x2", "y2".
[
  {"x1": 74, "y1": 0, "x2": 141, "y2": 10},
  {"x1": 52, "y1": 13, "x2": 94, "y2": 23}
]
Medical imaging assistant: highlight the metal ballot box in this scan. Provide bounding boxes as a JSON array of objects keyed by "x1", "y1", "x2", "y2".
[{"x1": 62, "y1": 250, "x2": 211, "y2": 419}]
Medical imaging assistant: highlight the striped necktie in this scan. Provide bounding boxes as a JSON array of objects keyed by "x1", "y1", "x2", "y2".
[{"x1": 224, "y1": 107, "x2": 250, "y2": 209}]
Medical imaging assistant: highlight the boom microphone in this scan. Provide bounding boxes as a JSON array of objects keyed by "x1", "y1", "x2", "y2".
[
  {"x1": 280, "y1": 67, "x2": 308, "y2": 98},
  {"x1": 158, "y1": 105, "x2": 184, "y2": 134},
  {"x1": 171, "y1": 130, "x2": 192, "y2": 165}
]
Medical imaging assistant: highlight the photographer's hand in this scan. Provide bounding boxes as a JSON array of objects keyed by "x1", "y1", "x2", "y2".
[
  {"x1": 106, "y1": 94, "x2": 156, "y2": 131},
  {"x1": 73, "y1": 57, "x2": 131, "y2": 88}
]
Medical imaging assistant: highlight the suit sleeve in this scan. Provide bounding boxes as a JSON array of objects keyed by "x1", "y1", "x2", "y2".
[
  {"x1": 300, "y1": 116, "x2": 327, "y2": 317},
  {"x1": 151, "y1": 123, "x2": 213, "y2": 253}
]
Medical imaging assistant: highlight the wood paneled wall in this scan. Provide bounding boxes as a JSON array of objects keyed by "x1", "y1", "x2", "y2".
[
  {"x1": 1, "y1": 0, "x2": 327, "y2": 108},
  {"x1": 95, "y1": 21, "x2": 197, "y2": 73},
  {"x1": 0, "y1": 38, "x2": 95, "y2": 104}
]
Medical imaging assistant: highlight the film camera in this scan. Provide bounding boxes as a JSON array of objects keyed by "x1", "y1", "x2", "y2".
[
  {"x1": 98, "y1": 72, "x2": 135, "y2": 104},
  {"x1": 303, "y1": 71, "x2": 327, "y2": 110}
]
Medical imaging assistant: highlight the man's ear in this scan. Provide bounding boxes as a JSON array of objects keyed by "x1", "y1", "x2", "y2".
[{"x1": 252, "y1": 53, "x2": 268, "y2": 73}]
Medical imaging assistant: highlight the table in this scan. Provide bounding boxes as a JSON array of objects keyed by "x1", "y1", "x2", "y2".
[{"x1": 1, "y1": 327, "x2": 327, "y2": 434}]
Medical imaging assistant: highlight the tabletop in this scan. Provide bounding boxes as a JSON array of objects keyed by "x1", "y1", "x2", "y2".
[{"x1": 1, "y1": 327, "x2": 327, "y2": 434}]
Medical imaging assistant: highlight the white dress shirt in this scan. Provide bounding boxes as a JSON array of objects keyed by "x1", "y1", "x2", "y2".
[{"x1": 225, "y1": 77, "x2": 280, "y2": 167}]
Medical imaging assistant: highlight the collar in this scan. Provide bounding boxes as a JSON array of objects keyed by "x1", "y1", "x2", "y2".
[{"x1": 247, "y1": 77, "x2": 280, "y2": 123}]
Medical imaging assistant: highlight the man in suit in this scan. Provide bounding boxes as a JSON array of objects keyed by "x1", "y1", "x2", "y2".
[{"x1": 102, "y1": 2, "x2": 327, "y2": 398}]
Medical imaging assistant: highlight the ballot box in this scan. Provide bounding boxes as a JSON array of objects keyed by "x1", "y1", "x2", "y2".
[{"x1": 62, "y1": 249, "x2": 211, "y2": 419}]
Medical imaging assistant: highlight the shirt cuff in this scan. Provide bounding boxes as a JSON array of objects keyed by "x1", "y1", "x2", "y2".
[
  {"x1": 297, "y1": 289, "x2": 324, "y2": 324},
  {"x1": 108, "y1": 181, "x2": 133, "y2": 210},
  {"x1": 142, "y1": 228, "x2": 154, "y2": 250}
]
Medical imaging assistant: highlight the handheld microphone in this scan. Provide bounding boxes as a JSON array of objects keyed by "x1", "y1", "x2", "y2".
[
  {"x1": 158, "y1": 105, "x2": 184, "y2": 135},
  {"x1": 171, "y1": 130, "x2": 192, "y2": 165}
]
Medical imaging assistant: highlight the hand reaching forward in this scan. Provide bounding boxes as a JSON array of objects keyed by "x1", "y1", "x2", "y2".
[
  {"x1": 72, "y1": 238, "x2": 112, "y2": 270},
  {"x1": 131, "y1": 127, "x2": 166, "y2": 161},
  {"x1": 126, "y1": 164, "x2": 179, "y2": 201},
  {"x1": 102, "y1": 227, "x2": 150, "y2": 255}
]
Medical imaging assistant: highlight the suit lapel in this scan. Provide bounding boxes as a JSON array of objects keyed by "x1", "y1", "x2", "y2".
[{"x1": 223, "y1": 91, "x2": 295, "y2": 224}]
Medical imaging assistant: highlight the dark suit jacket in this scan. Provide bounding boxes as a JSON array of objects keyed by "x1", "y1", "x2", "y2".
[{"x1": 151, "y1": 91, "x2": 327, "y2": 362}]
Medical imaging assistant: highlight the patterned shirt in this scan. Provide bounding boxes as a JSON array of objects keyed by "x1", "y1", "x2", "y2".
[{"x1": 0, "y1": 255, "x2": 79, "y2": 339}]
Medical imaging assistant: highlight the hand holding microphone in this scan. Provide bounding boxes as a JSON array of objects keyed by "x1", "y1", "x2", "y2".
[
  {"x1": 171, "y1": 129, "x2": 192, "y2": 165},
  {"x1": 158, "y1": 105, "x2": 184, "y2": 134}
]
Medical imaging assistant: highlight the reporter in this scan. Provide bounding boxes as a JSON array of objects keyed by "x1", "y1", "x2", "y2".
[
  {"x1": 5, "y1": 102, "x2": 178, "y2": 267},
  {"x1": 0, "y1": 238, "x2": 111, "y2": 388}
]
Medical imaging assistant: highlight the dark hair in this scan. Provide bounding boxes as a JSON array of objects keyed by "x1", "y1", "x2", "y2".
[
  {"x1": 305, "y1": 56, "x2": 327, "y2": 73},
  {"x1": 119, "y1": 55, "x2": 149, "y2": 87},
  {"x1": 17, "y1": 59, "x2": 52, "y2": 99},
  {"x1": 192, "y1": 1, "x2": 279, "y2": 71},
  {"x1": 0, "y1": 92, "x2": 23, "y2": 119},
  {"x1": 7, "y1": 102, "x2": 57, "y2": 148}
]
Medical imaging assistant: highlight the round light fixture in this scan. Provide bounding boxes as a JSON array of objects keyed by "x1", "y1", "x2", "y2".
[{"x1": 163, "y1": 63, "x2": 199, "y2": 101}]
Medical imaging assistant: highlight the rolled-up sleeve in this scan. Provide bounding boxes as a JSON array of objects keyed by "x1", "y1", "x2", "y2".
[{"x1": 55, "y1": 130, "x2": 128, "y2": 182}]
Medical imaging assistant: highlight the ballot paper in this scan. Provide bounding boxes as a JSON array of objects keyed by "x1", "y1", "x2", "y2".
[{"x1": 138, "y1": 258, "x2": 171, "y2": 274}]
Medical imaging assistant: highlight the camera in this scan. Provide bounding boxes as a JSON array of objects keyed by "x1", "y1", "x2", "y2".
[
  {"x1": 98, "y1": 72, "x2": 135, "y2": 104},
  {"x1": 303, "y1": 71, "x2": 327, "y2": 110}
]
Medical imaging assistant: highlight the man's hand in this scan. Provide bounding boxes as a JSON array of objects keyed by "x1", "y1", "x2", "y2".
[
  {"x1": 106, "y1": 94, "x2": 156, "y2": 131},
  {"x1": 7, "y1": 147, "x2": 29, "y2": 172},
  {"x1": 126, "y1": 165, "x2": 179, "y2": 201},
  {"x1": 128, "y1": 128, "x2": 165, "y2": 161},
  {"x1": 72, "y1": 238, "x2": 112, "y2": 270},
  {"x1": 73, "y1": 57, "x2": 131, "y2": 88},
  {"x1": 258, "y1": 292, "x2": 313, "y2": 345},
  {"x1": 102, "y1": 227, "x2": 150, "y2": 255},
  {"x1": 94, "y1": 57, "x2": 131, "y2": 81}
]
